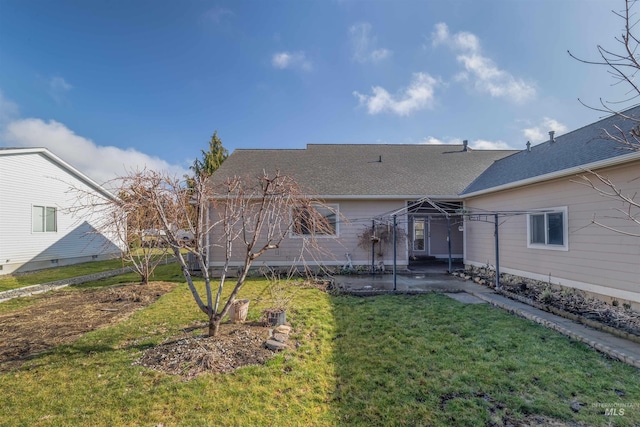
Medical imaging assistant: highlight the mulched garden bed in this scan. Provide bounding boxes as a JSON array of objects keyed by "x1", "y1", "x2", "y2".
[{"x1": 134, "y1": 322, "x2": 282, "y2": 379}]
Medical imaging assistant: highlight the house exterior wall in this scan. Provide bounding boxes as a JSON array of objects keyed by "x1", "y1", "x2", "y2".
[
  {"x1": 0, "y1": 151, "x2": 122, "y2": 275},
  {"x1": 464, "y1": 160, "x2": 640, "y2": 303},
  {"x1": 408, "y1": 215, "x2": 464, "y2": 258},
  {"x1": 207, "y1": 199, "x2": 409, "y2": 269},
  {"x1": 429, "y1": 216, "x2": 464, "y2": 257}
]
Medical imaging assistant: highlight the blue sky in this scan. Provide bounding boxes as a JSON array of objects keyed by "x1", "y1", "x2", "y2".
[{"x1": 0, "y1": 0, "x2": 628, "y2": 184}]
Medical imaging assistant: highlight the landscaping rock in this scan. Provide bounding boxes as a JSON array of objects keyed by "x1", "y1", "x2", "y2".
[
  {"x1": 570, "y1": 401, "x2": 585, "y2": 413},
  {"x1": 272, "y1": 333, "x2": 289, "y2": 343},
  {"x1": 265, "y1": 339, "x2": 288, "y2": 351},
  {"x1": 274, "y1": 325, "x2": 292, "y2": 335}
]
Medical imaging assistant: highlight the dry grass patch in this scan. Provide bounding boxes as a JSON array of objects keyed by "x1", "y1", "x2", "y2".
[{"x1": 0, "y1": 281, "x2": 177, "y2": 371}]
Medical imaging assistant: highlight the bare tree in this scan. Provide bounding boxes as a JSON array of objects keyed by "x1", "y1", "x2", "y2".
[
  {"x1": 357, "y1": 222, "x2": 406, "y2": 265},
  {"x1": 568, "y1": 0, "x2": 640, "y2": 150},
  {"x1": 568, "y1": 0, "x2": 640, "y2": 235},
  {"x1": 66, "y1": 172, "x2": 171, "y2": 285},
  {"x1": 204, "y1": 171, "x2": 335, "y2": 336},
  {"x1": 82, "y1": 168, "x2": 334, "y2": 337},
  {"x1": 113, "y1": 182, "x2": 171, "y2": 284},
  {"x1": 574, "y1": 171, "x2": 640, "y2": 237}
]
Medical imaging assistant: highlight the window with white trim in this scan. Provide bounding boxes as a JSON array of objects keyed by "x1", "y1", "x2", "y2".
[
  {"x1": 292, "y1": 204, "x2": 338, "y2": 237},
  {"x1": 32, "y1": 206, "x2": 57, "y2": 233},
  {"x1": 527, "y1": 207, "x2": 567, "y2": 250}
]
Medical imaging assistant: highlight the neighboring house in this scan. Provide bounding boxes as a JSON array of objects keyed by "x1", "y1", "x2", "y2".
[
  {"x1": 209, "y1": 108, "x2": 640, "y2": 307},
  {"x1": 0, "y1": 147, "x2": 123, "y2": 275},
  {"x1": 208, "y1": 143, "x2": 516, "y2": 270},
  {"x1": 462, "y1": 109, "x2": 640, "y2": 307}
]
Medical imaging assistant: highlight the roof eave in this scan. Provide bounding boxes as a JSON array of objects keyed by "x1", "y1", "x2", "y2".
[
  {"x1": 314, "y1": 194, "x2": 463, "y2": 200},
  {"x1": 210, "y1": 194, "x2": 463, "y2": 201}
]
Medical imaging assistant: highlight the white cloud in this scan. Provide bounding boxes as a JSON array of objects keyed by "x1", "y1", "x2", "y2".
[
  {"x1": 353, "y1": 72, "x2": 439, "y2": 116},
  {"x1": 48, "y1": 76, "x2": 73, "y2": 104},
  {"x1": 1, "y1": 118, "x2": 189, "y2": 185},
  {"x1": 471, "y1": 139, "x2": 511, "y2": 150},
  {"x1": 271, "y1": 51, "x2": 312, "y2": 71},
  {"x1": 349, "y1": 22, "x2": 391, "y2": 63},
  {"x1": 431, "y1": 23, "x2": 536, "y2": 103},
  {"x1": 420, "y1": 136, "x2": 450, "y2": 145},
  {"x1": 420, "y1": 135, "x2": 510, "y2": 149},
  {"x1": 0, "y1": 90, "x2": 19, "y2": 123},
  {"x1": 523, "y1": 117, "x2": 568, "y2": 143},
  {"x1": 203, "y1": 7, "x2": 233, "y2": 24}
]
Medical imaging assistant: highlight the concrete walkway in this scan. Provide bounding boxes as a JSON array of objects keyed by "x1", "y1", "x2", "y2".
[{"x1": 334, "y1": 272, "x2": 640, "y2": 370}]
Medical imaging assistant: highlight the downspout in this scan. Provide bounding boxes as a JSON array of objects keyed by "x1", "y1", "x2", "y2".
[
  {"x1": 494, "y1": 213, "x2": 500, "y2": 289},
  {"x1": 393, "y1": 214, "x2": 397, "y2": 291},
  {"x1": 447, "y1": 216, "x2": 452, "y2": 273},
  {"x1": 371, "y1": 220, "x2": 376, "y2": 275}
]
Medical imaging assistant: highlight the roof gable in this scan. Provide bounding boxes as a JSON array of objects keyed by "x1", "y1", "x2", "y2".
[{"x1": 0, "y1": 147, "x2": 116, "y2": 200}]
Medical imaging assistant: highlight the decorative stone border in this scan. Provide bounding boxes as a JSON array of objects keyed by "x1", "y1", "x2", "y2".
[
  {"x1": 497, "y1": 288, "x2": 640, "y2": 345},
  {"x1": 451, "y1": 270, "x2": 640, "y2": 346}
]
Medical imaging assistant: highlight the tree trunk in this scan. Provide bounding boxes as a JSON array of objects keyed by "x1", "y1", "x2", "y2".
[
  {"x1": 141, "y1": 264, "x2": 150, "y2": 285},
  {"x1": 209, "y1": 315, "x2": 221, "y2": 337}
]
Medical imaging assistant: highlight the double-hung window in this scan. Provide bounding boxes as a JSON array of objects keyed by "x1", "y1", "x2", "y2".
[
  {"x1": 292, "y1": 204, "x2": 338, "y2": 237},
  {"x1": 527, "y1": 207, "x2": 567, "y2": 250},
  {"x1": 33, "y1": 206, "x2": 57, "y2": 233}
]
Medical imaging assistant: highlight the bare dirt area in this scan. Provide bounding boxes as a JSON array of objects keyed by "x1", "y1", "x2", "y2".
[
  {"x1": 496, "y1": 415, "x2": 585, "y2": 427},
  {"x1": 134, "y1": 322, "x2": 281, "y2": 379},
  {"x1": 0, "y1": 281, "x2": 291, "y2": 377},
  {"x1": 0, "y1": 282, "x2": 177, "y2": 372}
]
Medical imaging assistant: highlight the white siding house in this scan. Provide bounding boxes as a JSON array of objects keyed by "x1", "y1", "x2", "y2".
[{"x1": 0, "y1": 147, "x2": 123, "y2": 275}]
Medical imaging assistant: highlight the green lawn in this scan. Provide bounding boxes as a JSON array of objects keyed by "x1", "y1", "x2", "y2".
[
  {"x1": 1, "y1": 269, "x2": 639, "y2": 426},
  {"x1": 0, "y1": 258, "x2": 131, "y2": 292},
  {"x1": 0, "y1": 253, "x2": 176, "y2": 292}
]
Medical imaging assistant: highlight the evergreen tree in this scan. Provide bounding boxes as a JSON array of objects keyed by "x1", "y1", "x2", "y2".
[{"x1": 191, "y1": 131, "x2": 229, "y2": 179}]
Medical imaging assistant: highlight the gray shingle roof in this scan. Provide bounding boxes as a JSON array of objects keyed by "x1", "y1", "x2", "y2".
[
  {"x1": 462, "y1": 107, "x2": 640, "y2": 195},
  {"x1": 211, "y1": 144, "x2": 516, "y2": 197}
]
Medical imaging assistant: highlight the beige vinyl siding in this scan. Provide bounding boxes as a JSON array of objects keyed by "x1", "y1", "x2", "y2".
[
  {"x1": 464, "y1": 161, "x2": 640, "y2": 296},
  {"x1": 428, "y1": 216, "x2": 464, "y2": 257},
  {"x1": 208, "y1": 199, "x2": 409, "y2": 267},
  {"x1": 0, "y1": 151, "x2": 122, "y2": 274}
]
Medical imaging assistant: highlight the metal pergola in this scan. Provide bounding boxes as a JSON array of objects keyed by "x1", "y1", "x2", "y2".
[{"x1": 374, "y1": 199, "x2": 554, "y2": 291}]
